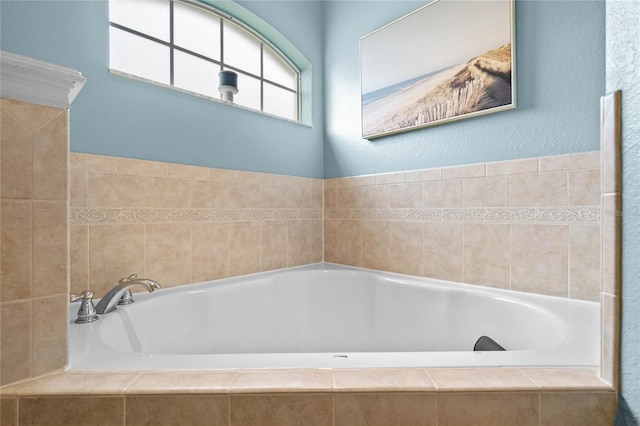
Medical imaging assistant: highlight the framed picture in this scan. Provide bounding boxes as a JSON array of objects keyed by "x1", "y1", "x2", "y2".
[{"x1": 360, "y1": 0, "x2": 515, "y2": 139}]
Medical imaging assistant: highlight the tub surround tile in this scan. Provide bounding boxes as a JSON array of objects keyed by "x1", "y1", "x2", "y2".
[
  {"x1": 127, "y1": 372, "x2": 235, "y2": 394},
  {"x1": 422, "y1": 179, "x2": 461, "y2": 208},
  {"x1": 361, "y1": 185, "x2": 390, "y2": 209},
  {"x1": 0, "y1": 300, "x2": 32, "y2": 385},
  {"x1": 569, "y1": 225, "x2": 601, "y2": 301},
  {"x1": 486, "y1": 158, "x2": 539, "y2": 176},
  {"x1": 518, "y1": 368, "x2": 610, "y2": 390},
  {"x1": 32, "y1": 201, "x2": 68, "y2": 297},
  {"x1": 333, "y1": 369, "x2": 435, "y2": 392},
  {"x1": 442, "y1": 163, "x2": 486, "y2": 180},
  {"x1": 229, "y1": 221, "x2": 262, "y2": 276},
  {"x1": 144, "y1": 176, "x2": 191, "y2": 208},
  {"x1": 509, "y1": 172, "x2": 568, "y2": 207},
  {"x1": 336, "y1": 220, "x2": 362, "y2": 267},
  {"x1": 438, "y1": 392, "x2": 539, "y2": 426},
  {"x1": 1, "y1": 200, "x2": 33, "y2": 302},
  {"x1": 260, "y1": 184, "x2": 288, "y2": 209},
  {"x1": 361, "y1": 220, "x2": 390, "y2": 271},
  {"x1": 229, "y1": 184, "x2": 260, "y2": 209},
  {"x1": 145, "y1": 223, "x2": 192, "y2": 288},
  {"x1": 32, "y1": 112, "x2": 68, "y2": 201},
  {"x1": 461, "y1": 176, "x2": 509, "y2": 207},
  {"x1": 260, "y1": 220, "x2": 288, "y2": 271},
  {"x1": 462, "y1": 224, "x2": 510, "y2": 289},
  {"x1": 0, "y1": 372, "x2": 141, "y2": 396},
  {"x1": 601, "y1": 293, "x2": 620, "y2": 389},
  {"x1": 0, "y1": 397, "x2": 18, "y2": 426},
  {"x1": 336, "y1": 186, "x2": 361, "y2": 209},
  {"x1": 70, "y1": 170, "x2": 88, "y2": 207},
  {"x1": 127, "y1": 395, "x2": 229, "y2": 426},
  {"x1": 389, "y1": 182, "x2": 422, "y2": 208},
  {"x1": 70, "y1": 225, "x2": 89, "y2": 294},
  {"x1": 1, "y1": 109, "x2": 33, "y2": 199},
  {"x1": 32, "y1": 295, "x2": 67, "y2": 376},
  {"x1": 601, "y1": 91, "x2": 622, "y2": 194},
  {"x1": 406, "y1": 168, "x2": 442, "y2": 182},
  {"x1": 427, "y1": 368, "x2": 538, "y2": 391},
  {"x1": 423, "y1": 222, "x2": 463, "y2": 282},
  {"x1": 117, "y1": 157, "x2": 168, "y2": 178},
  {"x1": 190, "y1": 180, "x2": 230, "y2": 208},
  {"x1": 389, "y1": 222, "x2": 423, "y2": 276},
  {"x1": 375, "y1": 172, "x2": 406, "y2": 185},
  {"x1": 601, "y1": 193, "x2": 621, "y2": 296},
  {"x1": 70, "y1": 152, "x2": 117, "y2": 173},
  {"x1": 231, "y1": 369, "x2": 333, "y2": 393},
  {"x1": 18, "y1": 396, "x2": 125, "y2": 426},
  {"x1": 1, "y1": 99, "x2": 64, "y2": 134},
  {"x1": 540, "y1": 391, "x2": 618, "y2": 426},
  {"x1": 539, "y1": 152, "x2": 600, "y2": 172},
  {"x1": 167, "y1": 163, "x2": 210, "y2": 181},
  {"x1": 231, "y1": 394, "x2": 332, "y2": 426},
  {"x1": 334, "y1": 393, "x2": 437, "y2": 426},
  {"x1": 190, "y1": 222, "x2": 231, "y2": 282},
  {"x1": 568, "y1": 169, "x2": 601, "y2": 205},
  {"x1": 88, "y1": 172, "x2": 145, "y2": 207}
]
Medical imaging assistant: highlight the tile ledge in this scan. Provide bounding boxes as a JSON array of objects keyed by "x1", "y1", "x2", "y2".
[{"x1": 0, "y1": 367, "x2": 614, "y2": 397}]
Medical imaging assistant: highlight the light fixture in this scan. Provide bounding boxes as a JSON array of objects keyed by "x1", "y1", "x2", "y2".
[{"x1": 218, "y1": 70, "x2": 238, "y2": 103}]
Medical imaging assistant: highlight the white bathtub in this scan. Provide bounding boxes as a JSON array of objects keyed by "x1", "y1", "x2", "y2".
[{"x1": 68, "y1": 263, "x2": 600, "y2": 370}]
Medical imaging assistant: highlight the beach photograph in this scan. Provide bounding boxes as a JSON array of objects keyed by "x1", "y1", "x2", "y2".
[{"x1": 360, "y1": 0, "x2": 514, "y2": 139}]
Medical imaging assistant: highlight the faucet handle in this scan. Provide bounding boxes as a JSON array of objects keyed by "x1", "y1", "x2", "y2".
[
  {"x1": 119, "y1": 274, "x2": 138, "y2": 284},
  {"x1": 70, "y1": 290, "x2": 99, "y2": 324}
]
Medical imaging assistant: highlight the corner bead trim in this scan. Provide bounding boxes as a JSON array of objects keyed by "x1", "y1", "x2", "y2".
[
  {"x1": 1, "y1": 50, "x2": 86, "y2": 109},
  {"x1": 71, "y1": 208, "x2": 323, "y2": 225}
]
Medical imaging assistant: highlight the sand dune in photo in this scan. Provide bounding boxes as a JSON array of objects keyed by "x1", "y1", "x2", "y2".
[{"x1": 363, "y1": 43, "x2": 512, "y2": 137}]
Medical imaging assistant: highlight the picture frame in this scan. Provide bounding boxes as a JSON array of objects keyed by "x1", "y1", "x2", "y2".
[{"x1": 360, "y1": 0, "x2": 516, "y2": 139}]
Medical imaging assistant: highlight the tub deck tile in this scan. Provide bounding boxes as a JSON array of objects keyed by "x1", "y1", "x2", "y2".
[
  {"x1": 518, "y1": 367, "x2": 611, "y2": 390},
  {"x1": 230, "y1": 369, "x2": 334, "y2": 393},
  {"x1": 333, "y1": 368, "x2": 435, "y2": 392},
  {"x1": 0, "y1": 371, "x2": 141, "y2": 396},
  {"x1": 126, "y1": 371, "x2": 237, "y2": 394},
  {"x1": 426, "y1": 368, "x2": 539, "y2": 391}
]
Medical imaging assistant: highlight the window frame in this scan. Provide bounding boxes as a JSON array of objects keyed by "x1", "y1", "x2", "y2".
[{"x1": 109, "y1": 0, "x2": 301, "y2": 122}]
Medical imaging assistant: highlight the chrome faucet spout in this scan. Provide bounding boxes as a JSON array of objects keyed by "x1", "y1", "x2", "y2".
[{"x1": 95, "y1": 275, "x2": 161, "y2": 314}]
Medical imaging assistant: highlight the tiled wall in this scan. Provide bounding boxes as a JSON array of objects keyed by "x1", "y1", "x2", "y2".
[
  {"x1": 325, "y1": 152, "x2": 602, "y2": 301},
  {"x1": 69, "y1": 153, "x2": 323, "y2": 298},
  {"x1": 0, "y1": 99, "x2": 69, "y2": 385}
]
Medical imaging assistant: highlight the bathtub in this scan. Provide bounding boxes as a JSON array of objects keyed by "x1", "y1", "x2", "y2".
[{"x1": 68, "y1": 263, "x2": 600, "y2": 370}]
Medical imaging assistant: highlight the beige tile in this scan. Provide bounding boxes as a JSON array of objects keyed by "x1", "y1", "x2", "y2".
[
  {"x1": 70, "y1": 153, "x2": 117, "y2": 173},
  {"x1": 443, "y1": 163, "x2": 485, "y2": 179},
  {"x1": 601, "y1": 194, "x2": 621, "y2": 295},
  {"x1": 361, "y1": 221, "x2": 390, "y2": 271},
  {"x1": 88, "y1": 224, "x2": 146, "y2": 297},
  {"x1": 336, "y1": 220, "x2": 362, "y2": 267},
  {"x1": 260, "y1": 221, "x2": 288, "y2": 271},
  {"x1": 310, "y1": 220, "x2": 323, "y2": 263},
  {"x1": 511, "y1": 225, "x2": 569, "y2": 296},
  {"x1": 229, "y1": 184, "x2": 260, "y2": 208},
  {"x1": 127, "y1": 395, "x2": 229, "y2": 426},
  {"x1": 1, "y1": 108, "x2": 32, "y2": 199},
  {"x1": 335, "y1": 393, "x2": 437, "y2": 426},
  {"x1": 144, "y1": 177, "x2": 190, "y2": 208},
  {"x1": 231, "y1": 369, "x2": 333, "y2": 393},
  {"x1": 406, "y1": 168, "x2": 442, "y2": 182},
  {"x1": 423, "y1": 180, "x2": 461, "y2": 208},
  {"x1": 210, "y1": 168, "x2": 258, "y2": 185},
  {"x1": 343, "y1": 175, "x2": 376, "y2": 187},
  {"x1": 362, "y1": 185, "x2": 390, "y2": 209},
  {"x1": 191, "y1": 222, "x2": 229, "y2": 282},
  {"x1": 389, "y1": 222, "x2": 423, "y2": 276},
  {"x1": 310, "y1": 185, "x2": 324, "y2": 209},
  {"x1": 1, "y1": 200, "x2": 32, "y2": 301},
  {"x1": 486, "y1": 157, "x2": 539, "y2": 176},
  {"x1": 376, "y1": 172, "x2": 405, "y2": 185},
  {"x1": 601, "y1": 294, "x2": 620, "y2": 389},
  {"x1": 260, "y1": 185, "x2": 288, "y2": 208},
  {"x1": 568, "y1": 169, "x2": 600, "y2": 205},
  {"x1": 0, "y1": 397, "x2": 18, "y2": 426},
  {"x1": 128, "y1": 371, "x2": 235, "y2": 394},
  {"x1": 333, "y1": 369, "x2": 435, "y2": 392},
  {"x1": 70, "y1": 225, "x2": 89, "y2": 295},
  {"x1": 438, "y1": 392, "x2": 539, "y2": 426},
  {"x1": 70, "y1": 170, "x2": 88, "y2": 207},
  {"x1": 231, "y1": 394, "x2": 332, "y2": 426},
  {"x1": 88, "y1": 172, "x2": 145, "y2": 207},
  {"x1": 389, "y1": 183, "x2": 422, "y2": 208},
  {"x1": 287, "y1": 185, "x2": 304, "y2": 208},
  {"x1": 461, "y1": 176, "x2": 509, "y2": 207},
  {"x1": 1, "y1": 372, "x2": 140, "y2": 396},
  {"x1": 463, "y1": 224, "x2": 510, "y2": 289},
  {"x1": 423, "y1": 223, "x2": 463, "y2": 282},
  {"x1": 323, "y1": 220, "x2": 338, "y2": 263},
  {"x1": 167, "y1": 163, "x2": 210, "y2": 181},
  {"x1": 518, "y1": 368, "x2": 611, "y2": 390},
  {"x1": 539, "y1": 151, "x2": 600, "y2": 172},
  {"x1": 540, "y1": 391, "x2": 617, "y2": 426},
  {"x1": 324, "y1": 187, "x2": 337, "y2": 210},
  {"x1": 601, "y1": 91, "x2": 622, "y2": 194},
  {"x1": 32, "y1": 295, "x2": 67, "y2": 376},
  {"x1": 190, "y1": 180, "x2": 229, "y2": 208},
  {"x1": 0, "y1": 98, "x2": 63, "y2": 133},
  {"x1": 288, "y1": 220, "x2": 314, "y2": 267},
  {"x1": 323, "y1": 177, "x2": 340, "y2": 189},
  {"x1": 19, "y1": 396, "x2": 125, "y2": 426},
  {"x1": 569, "y1": 225, "x2": 600, "y2": 301},
  {"x1": 0, "y1": 300, "x2": 32, "y2": 385},
  {"x1": 509, "y1": 172, "x2": 567, "y2": 207},
  {"x1": 145, "y1": 223, "x2": 192, "y2": 288},
  {"x1": 229, "y1": 221, "x2": 261, "y2": 276},
  {"x1": 117, "y1": 157, "x2": 167, "y2": 177},
  {"x1": 336, "y1": 187, "x2": 361, "y2": 209},
  {"x1": 32, "y1": 201, "x2": 68, "y2": 297},
  {"x1": 32, "y1": 111, "x2": 68, "y2": 200},
  {"x1": 427, "y1": 368, "x2": 537, "y2": 391}
]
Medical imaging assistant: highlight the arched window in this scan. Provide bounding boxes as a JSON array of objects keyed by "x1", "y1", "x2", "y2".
[{"x1": 109, "y1": 0, "x2": 300, "y2": 121}]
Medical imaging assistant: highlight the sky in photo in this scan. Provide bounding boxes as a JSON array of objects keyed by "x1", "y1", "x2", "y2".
[{"x1": 361, "y1": 0, "x2": 512, "y2": 94}]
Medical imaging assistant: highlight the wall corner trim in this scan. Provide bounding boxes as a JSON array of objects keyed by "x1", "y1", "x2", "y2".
[{"x1": 0, "y1": 50, "x2": 86, "y2": 109}]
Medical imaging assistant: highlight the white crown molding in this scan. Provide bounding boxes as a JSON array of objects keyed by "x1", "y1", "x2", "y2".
[{"x1": 0, "y1": 50, "x2": 86, "y2": 109}]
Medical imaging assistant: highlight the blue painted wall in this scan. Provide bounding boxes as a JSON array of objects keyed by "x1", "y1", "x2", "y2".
[
  {"x1": 608, "y1": 0, "x2": 640, "y2": 423},
  {"x1": 0, "y1": 0, "x2": 325, "y2": 178},
  {"x1": 323, "y1": 0, "x2": 605, "y2": 178}
]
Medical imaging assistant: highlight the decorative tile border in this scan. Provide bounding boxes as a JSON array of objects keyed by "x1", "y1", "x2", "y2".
[
  {"x1": 325, "y1": 206, "x2": 599, "y2": 224},
  {"x1": 71, "y1": 207, "x2": 323, "y2": 225}
]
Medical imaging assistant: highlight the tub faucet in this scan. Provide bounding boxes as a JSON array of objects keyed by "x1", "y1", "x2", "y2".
[{"x1": 95, "y1": 274, "x2": 161, "y2": 314}]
